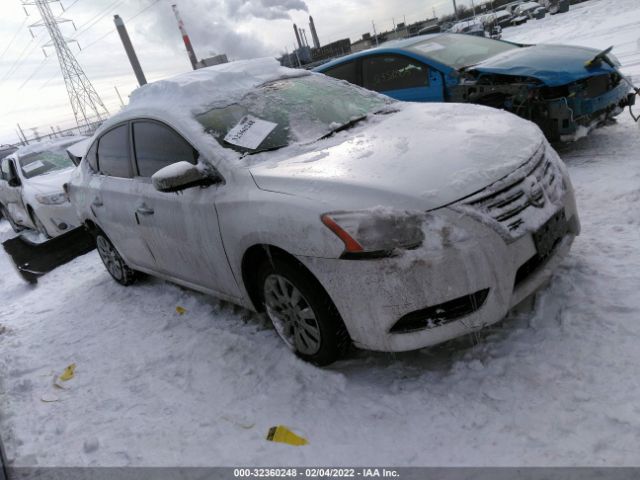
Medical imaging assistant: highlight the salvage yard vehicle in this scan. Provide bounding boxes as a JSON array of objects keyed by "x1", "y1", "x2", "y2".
[
  {"x1": 541, "y1": 0, "x2": 570, "y2": 14},
  {"x1": 69, "y1": 58, "x2": 580, "y2": 365},
  {"x1": 514, "y1": 2, "x2": 547, "y2": 20},
  {"x1": 315, "y1": 33, "x2": 636, "y2": 141},
  {"x1": 0, "y1": 137, "x2": 84, "y2": 237}
]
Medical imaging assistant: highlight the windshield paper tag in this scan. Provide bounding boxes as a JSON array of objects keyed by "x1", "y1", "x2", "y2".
[
  {"x1": 224, "y1": 115, "x2": 278, "y2": 150},
  {"x1": 415, "y1": 42, "x2": 445, "y2": 53},
  {"x1": 22, "y1": 160, "x2": 45, "y2": 173}
]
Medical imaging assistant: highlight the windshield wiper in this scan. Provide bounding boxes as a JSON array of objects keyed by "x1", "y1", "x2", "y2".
[
  {"x1": 319, "y1": 115, "x2": 369, "y2": 141},
  {"x1": 242, "y1": 143, "x2": 288, "y2": 157}
]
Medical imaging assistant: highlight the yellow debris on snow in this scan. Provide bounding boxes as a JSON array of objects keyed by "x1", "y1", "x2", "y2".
[
  {"x1": 59, "y1": 363, "x2": 76, "y2": 382},
  {"x1": 266, "y1": 425, "x2": 308, "y2": 446},
  {"x1": 176, "y1": 306, "x2": 187, "y2": 315}
]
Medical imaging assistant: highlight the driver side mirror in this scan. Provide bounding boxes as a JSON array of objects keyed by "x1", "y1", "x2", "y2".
[
  {"x1": 8, "y1": 177, "x2": 21, "y2": 188},
  {"x1": 152, "y1": 161, "x2": 221, "y2": 193}
]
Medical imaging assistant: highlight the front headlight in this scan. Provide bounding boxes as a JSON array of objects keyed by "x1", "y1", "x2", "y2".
[
  {"x1": 321, "y1": 209, "x2": 424, "y2": 257},
  {"x1": 36, "y1": 192, "x2": 68, "y2": 205}
]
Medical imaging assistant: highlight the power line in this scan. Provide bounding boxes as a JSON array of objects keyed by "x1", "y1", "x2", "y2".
[
  {"x1": 0, "y1": 17, "x2": 28, "y2": 61},
  {"x1": 25, "y1": 0, "x2": 110, "y2": 131},
  {"x1": 39, "y1": 0, "x2": 163, "y2": 86},
  {"x1": 128, "y1": 0, "x2": 162, "y2": 22},
  {"x1": 72, "y1": 0, "x2": 127, "y2": 39},
  {"x1": 18, "y1": 57, "x2": 50, "y2": 90},
  {"x1": 0, "y1": 28, "x2": 50, "y2": 85},
  {"x1": 78, "y1": 0, "x2": 163, "y2": 54},
  {"x1": 62, "y1": 0, "x2": 82, "y2": 11},
  {"x1": 0, "y1": 37, "x2": 36, "y2": 83}
]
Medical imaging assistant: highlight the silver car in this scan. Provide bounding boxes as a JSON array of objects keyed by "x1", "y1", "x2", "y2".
[{"x1": 68, "y1": 59, "x2": 579, "y2": 365}]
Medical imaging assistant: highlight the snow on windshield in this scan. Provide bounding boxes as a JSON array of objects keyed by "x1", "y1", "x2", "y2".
[
  {"x1": 195, "y1": 75, "x2": 390, "y2": 155},
  {"x1": 411, "y1": 34, "x2": 519, "y2": 69},
  {"x1": 19, "y1": 148, "x2": 74, "y2": 179}
]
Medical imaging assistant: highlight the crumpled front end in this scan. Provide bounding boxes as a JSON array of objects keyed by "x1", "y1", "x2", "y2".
[
  {"x1": 296, "y1": 144, "x2": 580, "y2": 352},
  {"x1": 450, "y1": 70, "x2": 635, "y2": 141}
]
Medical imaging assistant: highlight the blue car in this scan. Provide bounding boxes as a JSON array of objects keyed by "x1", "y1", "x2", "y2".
[{"x1": 314, "y1": 34, "x2": 636, "y2": 141}]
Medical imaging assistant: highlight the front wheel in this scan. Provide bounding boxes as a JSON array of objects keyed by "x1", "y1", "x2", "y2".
[
  {"x1": 258, "y1": 257, "x2": 350, "y2": 366},
  {"x1": 95, "y1": 233, "x2": 137, "y2": 286}
]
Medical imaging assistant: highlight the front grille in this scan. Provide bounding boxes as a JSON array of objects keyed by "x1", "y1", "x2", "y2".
[{"x1": 452, "y1": 144, "x2": 565, "y2": 240}]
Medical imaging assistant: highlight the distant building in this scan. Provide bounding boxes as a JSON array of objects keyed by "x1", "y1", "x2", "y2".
[
  {"x1": 197, "y1": 54, "x2": 229, "y2": 69},
  {"x1": 311, "y1": 39, "x2": 351, "y2": 62}
]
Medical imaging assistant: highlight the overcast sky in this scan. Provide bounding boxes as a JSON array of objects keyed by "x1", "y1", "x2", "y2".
[{"x1": 0, "y1": 0, "x2": 469, "y2": 145}]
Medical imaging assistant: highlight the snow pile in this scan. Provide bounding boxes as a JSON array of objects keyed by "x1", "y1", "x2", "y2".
[{"x1": 128, "y1": 58, "x2": 308, "y2": 116}]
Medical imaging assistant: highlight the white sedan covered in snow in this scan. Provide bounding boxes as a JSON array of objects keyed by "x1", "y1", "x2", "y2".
[
  {"x1": 68, "y1": 58, "x2": 579, "y2": 365},
  {"x1": 0, "y1": 137, "x2": 85, "y2": 238}
]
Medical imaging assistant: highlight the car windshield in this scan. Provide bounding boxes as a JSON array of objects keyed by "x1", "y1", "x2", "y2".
[
  {"x1": 195, "y1": 75, "x2": 390, "y2": 155},
  {"x1": 19, "y1": 148, "x2": 74, "y2": 179},
  {"x1": 409, "y1": 33, "x2": 520, "y2": 69}
]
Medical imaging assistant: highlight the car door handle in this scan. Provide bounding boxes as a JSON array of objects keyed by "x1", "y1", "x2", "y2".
[
  {"x1": 136, "y1": 205, "x2": 154, "y2": 216},
  {"x1": 92, "y1": 198, "x2": 103, "y2": 207}
]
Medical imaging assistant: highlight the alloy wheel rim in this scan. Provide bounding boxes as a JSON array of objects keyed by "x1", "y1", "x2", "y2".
[
  {"x1": 263, "y1": 274, "x2": 321, "y2": 355},
  {"x1": 96, "y1": 236, "x2": 123, "y2": 280}
]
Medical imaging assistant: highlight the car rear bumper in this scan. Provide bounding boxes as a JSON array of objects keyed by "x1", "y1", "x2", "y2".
[{"x1": 297, "y1": 191, "x2": 579, "y2": 353}]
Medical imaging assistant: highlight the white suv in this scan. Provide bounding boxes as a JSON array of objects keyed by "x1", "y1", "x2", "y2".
[{"x1": 68, "y1": 59, "x2": 579, "y2": 365}]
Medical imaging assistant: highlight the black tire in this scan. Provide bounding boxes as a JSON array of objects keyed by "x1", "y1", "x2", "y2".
[
  {"x1": 0, "y1": 204, "x2": 23, "y2": 233},
  {"x1": 257, "y1": 257, "x2": 351, "y2": 366},
  {"x1": 95, "y1": 232, "x2": 137, "y2": 286}
]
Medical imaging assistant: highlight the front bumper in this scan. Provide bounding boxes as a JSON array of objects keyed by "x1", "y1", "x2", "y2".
[
  {"x1": 35, "y1": 201, "x2": 80, "y2": 237},
  {"x1": 544, "y1": 81, "x2": 633, "y2": 139},
  {"x1": 298, "y1": 191, "x2": 579, "y2": 353}
]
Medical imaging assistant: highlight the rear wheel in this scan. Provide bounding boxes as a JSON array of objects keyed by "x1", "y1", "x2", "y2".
[
  {"x1": 95, "y1": 233, "x2": 137, "y2": 286},
  {"x1": 0, "y1": 204, "x2": 23, "y2": 233},
  {"x1": 258, "y1": 257, "x2": 350, "y2": 366}
]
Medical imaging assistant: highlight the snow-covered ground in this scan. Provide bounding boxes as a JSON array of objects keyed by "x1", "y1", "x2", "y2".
[{"x1": 2, "y1": 0, "x2": 640, "y2": 467}]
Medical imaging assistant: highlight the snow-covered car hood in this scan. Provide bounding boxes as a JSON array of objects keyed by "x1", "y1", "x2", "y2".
[
  {"x1": 469, "y1": 44, "x2": 618, "y2": 87},
  {"x1": 25, "y1": 168, "x2": 74, "y2": 194},
  {"x1": 249, "y1": 103, "x2": 545, "y2": 211}
]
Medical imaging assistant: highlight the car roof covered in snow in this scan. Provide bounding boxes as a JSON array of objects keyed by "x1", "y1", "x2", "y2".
[{"x1": 125, "y1": 57, "x2": 309, "y2": 116}]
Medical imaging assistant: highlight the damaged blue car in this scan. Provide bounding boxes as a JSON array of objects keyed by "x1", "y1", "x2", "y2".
[{"x1": 315, "y1": 33, "x2": 637, "y2": 141}]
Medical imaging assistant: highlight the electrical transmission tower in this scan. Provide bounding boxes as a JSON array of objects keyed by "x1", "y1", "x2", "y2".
[{"x1": 23, "y1": 0, "x2": 109, "y2": 132}]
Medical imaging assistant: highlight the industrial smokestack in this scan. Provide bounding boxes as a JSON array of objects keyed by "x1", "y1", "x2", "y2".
[
  {"x1": 309, "y1": 16, "x2": 320, "y2": 49},
  {"x1": 172, "y1": 3, "x2": 198, "y2": 70},
  {"x1": 293, "y1": 24, "x2": 303, "y2": 49},
  {"x1": 113, "y1": 15, "x2": 147, "y2": 86},
  {"x1": 301, "y1": 28, "x2": 309, "y2": 47}
]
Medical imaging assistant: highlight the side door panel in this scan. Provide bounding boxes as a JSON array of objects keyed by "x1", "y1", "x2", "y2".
[
  {"x1": 130, "y1": 120, "x2": 240, "y2": 299},
  {"x1": 91, "y1": 123, "x2": 156, "y2": 269},
  {"x1": 135, "y1": 182, "x2": 240, "y2": 298}
]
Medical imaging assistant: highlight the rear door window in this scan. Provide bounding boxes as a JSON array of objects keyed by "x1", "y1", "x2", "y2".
[
  {"x1": 323, "y1": 61, "x2": 360, "y2": 85},
  {"x1": 362, "y1": 54, "x2": 429, "y2": 92},
  {"x1": 132, "y1": 121, "x2": 197, "y2": 177},
  {"x1": 97, "y1": 125, "x2": 132, "y2": 178}
]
